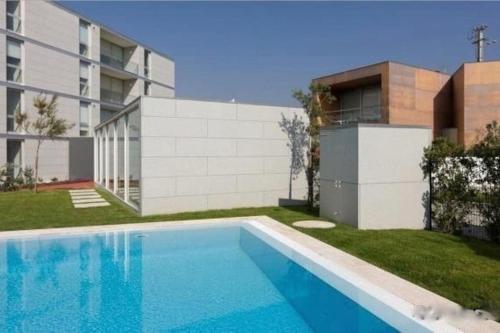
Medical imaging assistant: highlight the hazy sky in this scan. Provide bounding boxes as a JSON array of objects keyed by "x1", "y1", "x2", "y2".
[{"x1": 61, "y1": 1, "x2": 500, "y2": 106}]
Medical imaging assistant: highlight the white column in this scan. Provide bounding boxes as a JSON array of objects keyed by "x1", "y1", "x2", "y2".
[
  {"x1": 124, "y1": 115, "x2": 129, "y2": 202},
  {"x1": 99, "y1": 131, "x2": 104, "y2": 184},
  {"x1": 113, "y1": 121, "x2": 118, "y2": 194},
  {"x1": 105, "y1": 125, "x2": 110, "y2": 189},
  {"x1": 93, "y1": 132, "x2": 98, "y2": 183}
]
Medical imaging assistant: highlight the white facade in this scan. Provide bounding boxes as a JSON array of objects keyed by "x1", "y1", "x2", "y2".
[
  {"x1": 0, "y1": 0, "x2": 175, "y2": 181},
  {"x1": 94, "y1": 97, "x2": 308, "y2": 216},
  {"x1": 320, "y1": 124, "x2": 432, "y2": 229}
]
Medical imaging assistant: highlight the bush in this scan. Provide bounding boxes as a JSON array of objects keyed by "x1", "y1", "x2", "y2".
[
  {"x1": 422, "y1": 121, "x2": 500, "y2": 242},
  {"x1": 0, "y1": 164, "x2": 36, "y2": 192}
]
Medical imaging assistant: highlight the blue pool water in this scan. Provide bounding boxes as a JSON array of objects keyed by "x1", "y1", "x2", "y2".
[{"x1": 0, "y1": 225, "x2": 403, "y2": 332}]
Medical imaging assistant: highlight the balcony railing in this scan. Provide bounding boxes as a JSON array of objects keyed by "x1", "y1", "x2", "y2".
[
  {"x1": 327, "y1": 106, "x2": 382, "y2": 125},
  {"x1": 101, "y1": 88, "x2": 124, "y2": 104},
  {"x1": 100, "y1": 54, "x2": 139, "y2": 75},
  {"x1": 7, "y1": 64, "x2": 22, "y2": 83},
  {"x1": 7, "y1": 13, "x2": 21, "y2": 33}
]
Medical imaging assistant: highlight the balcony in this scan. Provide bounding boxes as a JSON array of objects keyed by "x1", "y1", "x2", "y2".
[
  {"x1": 7, "y1": 13, "x2": 21, "y2": 33},
  {"x1": 100, "y1": 54, "x2": 138, "y2": 75},
  {"x1": 100, "y1": 88, "x2": 124, "y2": 105},
  {"x1": 327, "y1": 106, "x2": 382, "y2": 125}
]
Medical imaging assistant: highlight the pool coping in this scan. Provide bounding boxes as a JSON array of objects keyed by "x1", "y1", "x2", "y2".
[{"x1": 0, "y1": 216, "x2": 498, "y2": 332}]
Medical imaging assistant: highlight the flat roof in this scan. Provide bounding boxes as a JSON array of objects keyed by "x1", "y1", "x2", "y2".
[
  {"x1": 52, "y1": 0, "x2": 174, "y2": 62},
  {"x1": 313, "y1": 60, "x2": 449, "y2": 82}
]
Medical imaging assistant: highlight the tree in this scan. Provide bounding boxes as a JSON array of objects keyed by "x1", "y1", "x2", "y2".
[
  {"x1": 292, "y1": 83, "x2": 335, "y2": 209},
  {"x1": 15, "y1": 94, "x2": 73, "y2": 192}
]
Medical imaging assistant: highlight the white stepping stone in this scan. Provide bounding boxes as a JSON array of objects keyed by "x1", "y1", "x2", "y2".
[
  {"x1": 292, "y1": 220, "x2": 336, "y2": 229},
  {"x1": 71, "y1": 194, "x2": 102, "y2": 200},
  {"x1": 72, "y1": 198, "x2": 107, "y2": 204},
  {"x1": 74, "y1": 202, "x2": 110, "y2": 208},
  {"x1": 69, "y1": 190, "x2": 97, "y2": 194}
]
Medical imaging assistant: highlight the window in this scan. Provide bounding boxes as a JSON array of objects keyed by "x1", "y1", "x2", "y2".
[
  {"x1": 144, "y1": 50, "x2": 151, "y2": 78},
  {"x1": 79, "y1": 20, "x2": 90, "y2": 57},
  {"x1": 79, "y1": 102, "x2": 90, "y2": 136},
  {"x1": 339, "y1": 85, "x2": 381, "y2": 123},
  {"x1": 6, "y1": 0, "x2": 21, "y2": 33},
  {"x1": 100, "y1": 75, "x2": 124, "y2": 104},
  {"x1": 7, "y1": 38, "x2": 22, "y2": 83},
  {"x1": 144, "y1": 81, "x2": 151, "y2": 96},
  {"x1": 7, "y1": 88, "x2": 22, "y2": 132},
  {"x1": 80, "y1": 61, "x2": 90, "y2": 96},
  {"x1": 7, "y1": 140, "x2": 22, "y2": 177},
  {"x1": 101, "y1": 39, "x2": 124, "y2": 68}
]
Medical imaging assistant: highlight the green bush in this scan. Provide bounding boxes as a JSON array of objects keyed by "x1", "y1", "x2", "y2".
[
  {"x1": 0, "y1": 164, "x2": 36, "y2": 192},
  {"x1": 422, "y1": 121, "x2": 500, "y2": 242}
]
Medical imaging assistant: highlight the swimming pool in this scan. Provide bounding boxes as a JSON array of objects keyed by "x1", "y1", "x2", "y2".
[{"x1": 0, "y1": 219, "x2": 455, "y2": 332}]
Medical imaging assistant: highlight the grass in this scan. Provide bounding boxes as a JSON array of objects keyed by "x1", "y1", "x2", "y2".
[{"x1": 1, "y1": 189, "x2": 499, "y2": 316}]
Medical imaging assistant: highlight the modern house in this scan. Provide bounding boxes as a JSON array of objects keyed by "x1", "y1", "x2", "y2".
[
  {"x1": 317, "y1": 60, "x2": 500, "y2": 229},
  {"x1": 314, "y1": 60, "x2": 500, "y2": 146},
  {"x1": 0, "y1": 0, "x2": 175, "y2": 180}
]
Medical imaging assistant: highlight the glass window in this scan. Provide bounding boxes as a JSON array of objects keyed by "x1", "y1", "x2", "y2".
[
  {"x1": 144, "y1": 82, "x2": 151, "y2": 96},
  {"x1": 144, "y1": 50, "x2": 151, "y2": 78},
  {"x1": 7, "y1": 140, "x2": 22, "y2": 177},
  {"x1": 128, "y1": 109, "x2": 140, "y2": 206},
  {"x1": 79, "y1": 102, "x2": 90, "y2": 136},
  {"x1": 7, "y1": 88, "x2": 21, "y2": 132},
  {"x1": 101, "y1": 39, "x2": 124, "y2": 68},
  {"x1": 7, "y1": 38, "x2": 22, "y2": 82},
  {"x1": 100, "y1": 75, "x2": 123, "y2": 104},
  {"x1": 80, "y1": 62, "x2": 90, "y2": 96},
  {"x1": 6, "y1": 1, "x2": 21, "y2": 33},
  {"x1": 117, "y1": 118, "x2": 125, "y2": 199},
  {"x1": 79, "y1": 20, "x2": 90, "y2": 56},
  {"x1": 108, "y1": 123, "x2": 115, "y2": 191},
  {"x1": 361, "y1": 85, "x2": 381, "y2": 121}
]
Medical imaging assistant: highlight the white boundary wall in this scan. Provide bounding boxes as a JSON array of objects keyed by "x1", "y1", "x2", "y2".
[
  {"x1": 139, "y1": 97, "x2": 307, "y2": 215},
  {"x1": 320, "y1": 124, "x2": 432, "y2": 229}
]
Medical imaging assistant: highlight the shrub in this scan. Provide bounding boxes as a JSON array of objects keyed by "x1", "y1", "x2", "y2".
[{"x1": 422, "y1": 121, "x2": 500, "y2": 242}]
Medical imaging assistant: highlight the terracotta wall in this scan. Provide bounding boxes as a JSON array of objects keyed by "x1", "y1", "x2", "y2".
[
  {"x1": 314, "y1": 60, "x2": 500, "y2": 146},
  {"x1": 454, "y1": 61, "x2": 500, "y2": 146},
  {"x1": 387, "y1": 63, "x2": 452, "y2": 138}
]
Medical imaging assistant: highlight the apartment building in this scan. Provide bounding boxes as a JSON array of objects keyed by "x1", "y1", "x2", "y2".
[
  {"x1": 0, "y1": 0, "x2": 175, "y2": 180},
  {"x1": 314, "y1": 60, "x2": 500, "y2": 146}
]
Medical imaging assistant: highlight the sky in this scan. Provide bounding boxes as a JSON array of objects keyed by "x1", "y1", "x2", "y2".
[{"x1": 61, "y1": 1, "x2": 500, "y2": 107}]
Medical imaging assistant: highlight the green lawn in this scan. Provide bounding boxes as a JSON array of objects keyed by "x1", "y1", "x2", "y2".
[{"x1": 1, "y1": 189, "x2": 499, "y2": 317}]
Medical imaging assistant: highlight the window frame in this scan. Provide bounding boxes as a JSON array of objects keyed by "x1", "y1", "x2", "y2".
[
  {"x1": 6, "y1": 0, "x2": 22, "y2": 33},
  {"x1": 79, "y1": 61, "x2": 90, "y2": 97},
  {"x1": 6, "y1": 37, "x2": 23, "y2": 83},
  {"x1": 6, "y1": 88, "x2": 22, "y2": 133}
]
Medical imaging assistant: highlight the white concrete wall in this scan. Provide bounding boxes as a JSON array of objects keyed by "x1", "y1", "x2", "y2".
[
  {"x1": 320, "y1": 124, "x2": 431, "y2": 229},
  {"x1": 139, "y1": 97, "x2": 307, "y2": 215},
  {"x1": 150, "y1": 52, "x2": 174, "y2": 90},
  {"x1": 24, "y1": 0, "x2": 79, "y2": 53},
  {"x1": 150, "y1": 83, "x2": 174, "y2": 98}
]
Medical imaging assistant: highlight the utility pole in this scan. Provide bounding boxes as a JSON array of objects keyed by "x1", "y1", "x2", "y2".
[{"x1": 469, "y1": 25, "x2": 496, "y2": 62}]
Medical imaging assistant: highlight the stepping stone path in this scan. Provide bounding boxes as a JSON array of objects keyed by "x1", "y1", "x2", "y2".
[
  {"x1": 69, "y1": 189, "x2": 110, "y2": 208},
  {"x1": 292, "y1": 220, "x2": 336, "y2": 229}
]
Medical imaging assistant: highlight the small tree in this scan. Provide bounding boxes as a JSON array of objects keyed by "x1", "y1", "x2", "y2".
[
  {"x1": 15, "y1": 94, "x2": 73, "y2": 192},
  {"x1": 292, "y1": 83, "x2": 335, "y2": 209}
]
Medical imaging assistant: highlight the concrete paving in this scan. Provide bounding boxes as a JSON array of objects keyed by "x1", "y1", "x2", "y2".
[
  {"x1": 292, "y1": 220, "x2": 336, "y2": 229},
  {"x1": 69, "y1": 189, "x2": 110, "y2": 209}
]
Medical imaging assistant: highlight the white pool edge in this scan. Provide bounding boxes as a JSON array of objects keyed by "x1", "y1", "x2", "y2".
[{"x1": 0, "y1": 216, "x2": 497, "y2": 332}]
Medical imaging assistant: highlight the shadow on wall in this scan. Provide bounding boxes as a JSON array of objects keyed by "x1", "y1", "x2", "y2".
[{"x1": 278, "y1": 113, "x2": 308, "y2": 206}]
